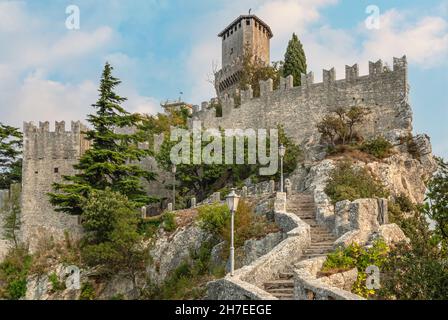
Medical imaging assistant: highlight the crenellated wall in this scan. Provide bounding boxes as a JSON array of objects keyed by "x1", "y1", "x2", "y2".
[
  {"x1": 192, "y1": 57, "x2": 412, "y2": 155},
  {"x1": 21, "y1": 121, "x2": 89, "y2": 251}
]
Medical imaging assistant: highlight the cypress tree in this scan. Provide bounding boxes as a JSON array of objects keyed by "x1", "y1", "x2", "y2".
[
  {"x1": 49, "y1": 62, "x2": 154, "y2": 215},
  {"x1": 283, "y1": 33, "x2": 307, "y2": 86}
]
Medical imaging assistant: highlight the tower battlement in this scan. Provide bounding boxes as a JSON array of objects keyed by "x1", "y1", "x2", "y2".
[{"x1": 23, "y1": 121, "x2": 90, "y2": 161}]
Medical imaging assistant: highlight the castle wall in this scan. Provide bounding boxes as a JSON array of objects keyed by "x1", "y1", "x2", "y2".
[
  {"x1": 196, "y1": 57, "x2": 412, "y2": 158},
  {"x1": 21, "y1": 121, "x2": 89, "y2": 252}
]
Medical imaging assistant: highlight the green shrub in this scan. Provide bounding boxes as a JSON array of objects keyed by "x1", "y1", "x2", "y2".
[
  {"x1": 48, "y1": 272, "x2": 65, "y2": 292},
  {"x1": 360, "y1": 137, "x2": 393, "y2": 159},
  {"x1": 79, "y1": 282, "x2": 96, "y2": 300},
  {"x1": 197, "y1": 204, "x2": 230, "y2": 237},
  {"x1": 138, "y1": 216, "x2": 163, "y2": 238},
  {"x1": 322, "y1": 239, "x2": 389, "y2": 298},
  {"x1": 162, "y1": 212, "x2": 177, "y2": 232},
  {"x1": 0, "y1": 246, "x2": 32, "y2": 300},
  {"x1": 325, "y1": 161, "x2": 388, "y2": 204}
]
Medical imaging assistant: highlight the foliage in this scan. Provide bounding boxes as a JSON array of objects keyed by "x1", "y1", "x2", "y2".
[
  {"x1": 282, "y1": 33, "x2": 307, "y2": 86},
  {"x1": 162, "y1": 212, "x2": 177, "y2": 232},
  {"x1": 48, "y1": 273, "x2": 66, "y2": 292},
  {"x1": 138, "y1": 216, "x2": 163, "y2": 239},
  {"x1": 79, "y1": 282, "x2": 96, "y2": 300},
  {"x1": 197, "y1": 204, "x2": 231, "y2": 237},
  {"x1": 1, "y1": 184, "x2": 21, "y2": 247},
  {"x1": 197, "y1": 200, "x2": 278, "y2": 249},
  {"x1": 49, "y1": 62, "x2": 155, "y2": 215},
  {"x1": 0, "y1": 123, "x2": 22, "y2": 189},
  {"x1": 378, "y1": 189, "x2": 448, "y2": 300},
  {"x1": 144, "y1": 240, "x2": 219, "y2": 300},
  {"x1": 0, "y1": 245, "x2": 32, "y2": 300},
  {"x1": 238, "y1": 44, "x2": 281, "y2": 97},
  {"x1": 322, "y1": 239, "x2": 389, "y2": 298},
  {"x1": 422, "y1": 157, "x2": 448, "y2": 244},
  {"x1": 80, "y1": 189, "x2": 148, "y2": 292},
  {"x1": 317, "y1": 107, "x2": 370, "y2": 147},
  {"x1": 156, "y1": 125, "x2": 300, "y2": 202},
  {"x1": 324, "y1": 161, "x2": 388, "y2": 204},
  {"x1": 360, "y1": 136, "x2": 393, "y2": 159}
]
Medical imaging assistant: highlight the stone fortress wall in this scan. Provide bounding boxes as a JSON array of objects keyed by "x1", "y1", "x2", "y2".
[
  {"x1": 20, "y1": 121, "x2": 90, "y2": 252},
  {"x1": 194, "y1": 56, "x2": 412, "y2": 159}
]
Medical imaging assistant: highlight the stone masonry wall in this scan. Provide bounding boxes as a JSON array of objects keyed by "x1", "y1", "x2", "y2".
[
  {"x1": 21, "y1": 121, "x2": 89, "y2": 252},
  {"x1": 193, "y1": 56, "x2": 411, "y2": 159}
]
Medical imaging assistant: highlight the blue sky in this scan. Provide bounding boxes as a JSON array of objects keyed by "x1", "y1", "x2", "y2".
[{"x1": 0, "y1": 0, "x2": 447, "y2": 157}]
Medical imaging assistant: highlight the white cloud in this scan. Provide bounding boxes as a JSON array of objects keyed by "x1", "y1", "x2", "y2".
[
  {"x1": 0, "y1": 3, "x2": 159, "y2": 130},
  {"x1": 10, "y1": 71, "x2": 97, "y2": 126}
]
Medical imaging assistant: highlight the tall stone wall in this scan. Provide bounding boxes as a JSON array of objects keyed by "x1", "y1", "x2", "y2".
[
  {"x1": 194, "y1": 56, "x2": 412, "y2": 158},
  {"x1": 21, "y1": 121, "x2": 89, "y2": 252}
]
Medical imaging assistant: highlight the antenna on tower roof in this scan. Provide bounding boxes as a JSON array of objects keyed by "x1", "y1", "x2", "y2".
[{"x1": 249, "y1": 8, "x2": 252, "y2": 15}]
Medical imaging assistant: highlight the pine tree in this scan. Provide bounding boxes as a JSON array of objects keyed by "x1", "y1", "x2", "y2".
[
  {"x1": 0, "y1": 123, "x2": 22, "y2": 189},
  {"x1": 283, "y1": 33, "x2": 307, "y2": 87},
  {"x1": 49, "y1": 62, "x2": 155, "y2": 215}
]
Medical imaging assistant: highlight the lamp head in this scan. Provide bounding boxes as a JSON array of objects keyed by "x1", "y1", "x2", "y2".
[
  {"x1": 226, "y1": 188, "x2": 240, "y2": 212},
  {"x1": 279, "y1": 144, "x2": 286, "y2": 158}
]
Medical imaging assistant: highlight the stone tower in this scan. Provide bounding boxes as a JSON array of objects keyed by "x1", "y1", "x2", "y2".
[
  {"x1": 215, "y1": 14, "x2": 273, "y2": 97},
  {"x1": 21, "y1": 121, "x2": 90, "y2": 252}
]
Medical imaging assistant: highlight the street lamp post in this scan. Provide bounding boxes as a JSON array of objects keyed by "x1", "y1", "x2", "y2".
[
  {"x1": 172, "y1": 164, "x2": 177, "y2": 210},
  {"x1": 226, "y1": 188, "x2": 240, "y2": 276},
  {"x1": 279, "y1": 145, "x2": 286, "y2": 193}
]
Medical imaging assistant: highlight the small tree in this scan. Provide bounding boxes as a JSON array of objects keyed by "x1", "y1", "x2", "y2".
[
  {"x1": 81, "y1": 189, "x2": 148, "y2": 296},
  {"x1": 423, "y1": 158, "x2": 448, "y2": 244},
  {"x1": 49, "y1": 62, "x2": 155, "y2": 215},
  {"x1": 283, "y1": 33, "x2": 307, "y2": 86},
  {"x1": 317, "y1": 107, "x2": 370, "y2": 146},
  {"x1": 2, "y1": 184, "x2": 21, "y2": 248},
  {"x1": 238, "y1": 44, "x2": 281, "y2": 97},
  {"x1": 0, "y1": 124, "x2": 22, "y2": 189}
]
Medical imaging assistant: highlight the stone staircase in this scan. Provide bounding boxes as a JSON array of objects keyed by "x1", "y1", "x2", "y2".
[{"x1": 263, "y1": 192, "x2": 337, "y2": 300}]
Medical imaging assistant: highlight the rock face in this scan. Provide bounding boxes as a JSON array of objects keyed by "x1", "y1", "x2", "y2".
[
  {"x1": 367, "y1": 153, "x2": 436, "y2": 203},
  {"x1": 333, "y1": 199, "x2": 408, "y2": 248},
  {"x1": 241, "y1": 232, "x2": 284, "y2": 266},
  {"x1": 147, "y1": 223, "x2": 211, "y2": 285}
]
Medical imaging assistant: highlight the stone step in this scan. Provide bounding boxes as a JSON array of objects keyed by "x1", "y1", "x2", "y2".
[
  {"x1": 303, "y1": 253, "x2": 328, "y2": 259},
  {"x1": 305, "y1": 249, "x2": 333, "y2": 254},
  {"x1": 279, "y1": 272, "x2": 294, "y2": 280},
  {"x1": 267, "y1": 288, "x2": 294, "y2": 295},
  {"x1": 308, "y1": 245, "x2": 334, "y2": 250},
  {"x1": 311, "y1": 241, "x2": 336, "y2": 246},
  {"x1": 273, "y1": 293, "x2": 294, "y2": 300},
  {"x1": 264, "y1": 280, "x2": 294, "y2": 290}
]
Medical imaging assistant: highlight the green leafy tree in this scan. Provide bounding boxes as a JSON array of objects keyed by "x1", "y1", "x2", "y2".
[
  {"x1": 156, "y1": 126, "x2": 301, "y2": 202},
  {"x1": 0, "y1": 124, "x2": 22, "y2": 189},
  {"x1": 2, "y1": 184, "x2": 21, "y2": 248},
  {"x1": 238, "y1": 44, "x2": 282, "y2": 97},
  {"x1": 81, "y1": 189, "x2": 148, "y2": 295},
  {"x1": 49, "y1": 62, "x2": 155, "y2": 215},
  {"x1": 423, "y1": 158, "x2": 448, "y2": 245},
  {"x1": 317, "y1": 107, "x2": 370, "y2": 147},
  {"x1": 283, "y1": 33, "x2": 307, "y2": 86},
  {"x1": 379, "y1": 192, "x2": 448, "y2": 300}
]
